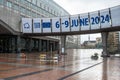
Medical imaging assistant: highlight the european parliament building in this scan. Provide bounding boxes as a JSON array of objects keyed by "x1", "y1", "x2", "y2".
[{"x1": 0, "y1": 0, "x2": 77, "y2": 53}]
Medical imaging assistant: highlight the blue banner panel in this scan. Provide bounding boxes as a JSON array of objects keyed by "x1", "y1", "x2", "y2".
[
  {"x1": 61, "y1": 17, "x2": 70, "y2": 32},
  {"x1": 52, "y1": 18, "x2": 60, "y2": 32},
  {"x1": 111, "y1": 6, "x2": 120, "y2": 27},
  {"x1": 22, "y1": 18, "x2": 32, "y2": 33},
  {"x1": 70, "y1": 15, "x2": 80, "y2": 31},
  {"x1": 90, "y1": 11, "x2": 100, "y2": 30},
  {"x1": 100, "y1": 9, "x2": 111, "y2": 28},
  {"x1": 33, "y1": 18, "x2": 41, "y2": 33},
  {"x1": 80, "y1": 13, "x2": 90, "y2": 30},
  {"x1": 42, "y1": 22, "x2": 51, "y2": 28},
  {"x1": 42, "y1": 18, "x2": 51, "y2": 33}
]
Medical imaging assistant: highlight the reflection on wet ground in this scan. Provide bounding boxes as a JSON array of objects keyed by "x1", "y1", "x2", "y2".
[{"x1": 0, "y1": 49, "x2": 120, "y2": 80}]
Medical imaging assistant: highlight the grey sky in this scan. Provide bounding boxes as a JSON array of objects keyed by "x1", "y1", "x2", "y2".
[
  {"x1": 53, "y1": 0, "x2": 120, "y2": 43},
  {"x1": 54, "y1": 0, "x2": 120, "y2": 14}
]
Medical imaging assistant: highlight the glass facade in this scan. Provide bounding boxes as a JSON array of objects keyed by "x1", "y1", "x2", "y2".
[
  {"x1": 0, "y1": 0, "x2": 69, "y2": 53},
  {"x1": 0, "y1": 0, "x2": 69, "y2": 18}
]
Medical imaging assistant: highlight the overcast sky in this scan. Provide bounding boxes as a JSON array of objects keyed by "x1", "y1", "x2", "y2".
[{"x1": 53, "y1": 0, "x2": 120, "y2": 43}]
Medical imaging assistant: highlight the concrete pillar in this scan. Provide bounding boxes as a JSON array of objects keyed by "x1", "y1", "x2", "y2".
[
  {"x1": 16, "y1": 36, "x2": 21, "y2": 58},
  {"x1": 38, "y1": 39, "x2": 42, "y2": 52},
  {"x1": 101, "y1": 32, "x2": 110, "y2": 57},
  {"x1": 16, "y1": 36, "x2": 21, "y2": 53},
  {"x1": 28, "y1": 38, "x2": 32, "y2": 52},
  {"x1": 53, "y1": 42, "x2": 56, "y2": 51},
  {"x1": 11, "y1": 37, "x2": 15, "y2": 53},
  {"x1": 60, "y1": 36, "x2": 66, "y2": 54},
  {"x1": 47, "y1": 40, "x2": 49, "y2": 52}
]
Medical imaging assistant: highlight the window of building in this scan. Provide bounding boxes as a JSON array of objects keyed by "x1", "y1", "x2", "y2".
[
  {"x1": 31, "y1": 4, "x2": 37, "y2": 10},
  {"x1": 39, "y1": 2, "x2": 41, "y2": 7},
  {"x1": 36, "y1": 0, "x2": 40, "y2": 7},
  {"x1": 6, "y1": 1, "x2": 12, "y2": 8},
  {"x1": 27, "y1": 0, "x2": 31, "y2": 2},
  {"x1": 13, "y1": 4, "x2": 19, "y2": 11},
  {"x1": 26, "y1": 9, "x2": 31, "y2": 16},
  {"x1": 54, "y1": 11, "x2": 56, "y2": 15},
  {"x1": 20, "y1": 7, "x2": 26, "y2": 14},
  {"x1": 51, "y1": 9, "x2": 52, "y2": 14},
  {"x1": 32, "y1": 11, "x2": 36, "y2": 17},
  {"x1": 32, "y1": 0, "x2": 37, "y2": 5},
  {"x1": 0, "y1": 0, "x2": 3, "y2": 4}
]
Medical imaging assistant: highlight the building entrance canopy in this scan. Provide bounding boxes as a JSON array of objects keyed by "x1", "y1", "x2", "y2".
[{"x1": 22, "y1": 5, "x2": 120, "y2": 35}]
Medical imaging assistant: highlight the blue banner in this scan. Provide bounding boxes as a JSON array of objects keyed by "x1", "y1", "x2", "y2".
[{"x1": 42, "y1": 22, "x2": 51, "y2": 28}]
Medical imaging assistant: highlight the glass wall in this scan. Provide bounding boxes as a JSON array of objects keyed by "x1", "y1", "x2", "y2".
[{"x1": 0, "y1": 0, "x2": 69, "y2": 18}]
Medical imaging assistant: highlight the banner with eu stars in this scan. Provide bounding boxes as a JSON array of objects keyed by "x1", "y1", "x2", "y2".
[{"x1": 42, "y1": 18, "x2": 51, "y2": 33}]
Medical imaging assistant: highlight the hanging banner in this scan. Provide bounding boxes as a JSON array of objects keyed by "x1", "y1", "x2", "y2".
[
  {"x1": 111, "y1": 6, "x2": 120, "y2": 27},
  {"x1": 42, "y1": 18, "x2": 51, "y2": 33},
  {"x1": 52, "y1": 17, "x2": 60, "y2": 32},
  {"x1": 100, "y1": 9, "x2": 111, "y2": 28},
  {"x1": 21, "y1": 6, "x2": 120, "y2": 35},
  {"x1": 61, "y1": 17, "x2": 70, "y2": 32},
  {"x1": 80, "y1": 13, "x2": 90, "y2": 30},
  {"x1": 70, "y1": 15, "x2": 80, "y2": 31},
  {"x1": 33, "y1": 18, "x2": 41, "y2": 33},
  {"x1": 90, "y1": 11, "x2": 100, "y2": 30},
  {"x1": 22, "y1": 18, "x2": 32, "y2": 33}
]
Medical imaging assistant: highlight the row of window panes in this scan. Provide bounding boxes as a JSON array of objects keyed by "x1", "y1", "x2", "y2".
[
  {"x1": 20, "y1": 0, "x2": 57, "y2": 16},
  {"x1": 25, "y1": 0, "x2": 61, "y2": 16},
  {"x1": 4, "y1": 1, "x2": 43, "y2": 17},
  {"x1": 0, "y1": 0, "x2": 3, "y2": 4},
  {"x1": 2, "y1": 0, "x2": 64, "y2": 17}
]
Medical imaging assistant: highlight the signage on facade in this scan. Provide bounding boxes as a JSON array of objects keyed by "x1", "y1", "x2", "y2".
[{"x1": 22, "y1": 6, "x2": 120, "y2": 33}]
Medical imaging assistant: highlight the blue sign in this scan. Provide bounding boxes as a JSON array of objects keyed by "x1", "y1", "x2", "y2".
[
  {"x1": 34, "y1": 22, "x2": 40, "y2": 28},
  {"x1": 42, "y1": 22, "x2": 51, "y2": 28}
]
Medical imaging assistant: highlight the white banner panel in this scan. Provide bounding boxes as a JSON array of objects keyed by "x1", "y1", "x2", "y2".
[
  {"x1": 80, "y1": 13, "x2": 90, "y2": 30},
  {"x1": 100, "y1": 9, "x2": 111, "y2": 28},
  {"x1": 52, "y1": 18, "x2": 60, "y2": 32},
  {"x1": 90, "y1": 11, "x2": 100, "y2": 30},
  {"x1": 42, "y1": 18, "x2": 51, "y2": 33},
  {"x1": 22, "y1": 18, "x2": 32, "y2": 33},
  {"x1": 61, "y1": 17, "x2": 70, "y2": 32},
  {"x1": 70, "y1": 15, "x2": 80, "y2": 31},
  {"x1": 33, "y1": 18, "x2": 41, "y2": 33},
  {"x1": 111, "y1": 6, "x2": 120, "y2": 27}
]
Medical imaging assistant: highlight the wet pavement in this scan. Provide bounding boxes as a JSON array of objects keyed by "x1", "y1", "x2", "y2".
[{"x1": 0, "y1": 49, "x2": 120, "y2": 80}]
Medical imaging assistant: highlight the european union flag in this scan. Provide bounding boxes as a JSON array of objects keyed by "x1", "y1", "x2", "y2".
[
  {"x1": 34, "y1": 22, "x2": 40, "y2": 28},
  {"x1": 42, "y1": 22, "x2": 51, "y2": 28}
]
